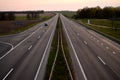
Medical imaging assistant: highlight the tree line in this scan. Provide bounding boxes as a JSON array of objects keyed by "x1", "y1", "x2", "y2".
[
  {"x1": 0, "y1": 11, "x2": 44, "y2": 21},
  {"x1": 74, "y1": 6, "x2": 120, "y2": 19},
  {"x1": 0, "y1": 12, "x2": 15, "y2": 20}
]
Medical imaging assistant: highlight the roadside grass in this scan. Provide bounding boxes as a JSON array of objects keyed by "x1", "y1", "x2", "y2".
[
  {"x1": 80, "y1": 19, "x2": 120, "y2": 28},
  {"x1": 76, "y1": 20, "x2": 120, "y2": 42},
  {"x1": 11, "y1": 22, "x2": 39, "y2": 34},
  {"x1": 44, "y1": 18, "x2": 72, "y2": 80},
  {"x1": 0, "y1": 21, "x2": 40, "y2": 36}
]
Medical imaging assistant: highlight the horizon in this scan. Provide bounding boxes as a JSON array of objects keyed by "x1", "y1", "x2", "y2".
[{"x1": 0, "y1": 0, "x2": 120, "y2": 11}]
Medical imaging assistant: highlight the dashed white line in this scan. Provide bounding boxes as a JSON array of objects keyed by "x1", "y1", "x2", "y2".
[
  {"x1": 38, "y1": 36, "x2": 40, "y2": 39},
  {"x1": 97, "y1": 40, "x2": 99, "y2": 42},
  {"x1": 98, "y1": 56, "x2": 106, "y2": 65},
  {"x1": 84, "y1": 41, "x2": 87, "y2": 45},
  {"x1": 101, "y1": 43, "x2": 103, "y2": 45},
  {"x1": 106, "y1": 47, "x2": 109, "y2": 49},
  {"x1": 2, "y1": 68, "x2": 13, "y2": 80},
  {"x1": 112, "y1": 51, "x2": 116, "y2": 54},
  {"x1": 28, "y1": 45, "x2": 32, "y2": 50},
  {"x1": 77, "y1": 33, "x2": 80, "y2": 36}
]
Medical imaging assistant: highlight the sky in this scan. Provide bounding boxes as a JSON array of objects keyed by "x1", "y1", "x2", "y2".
[{"x1": 0, "y1": 0, "x2": 120, "y2": 11}]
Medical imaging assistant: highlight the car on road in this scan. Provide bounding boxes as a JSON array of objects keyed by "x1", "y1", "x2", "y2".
[{"x1": 44, "y1": 23, "x2": 48, "y2": 26}]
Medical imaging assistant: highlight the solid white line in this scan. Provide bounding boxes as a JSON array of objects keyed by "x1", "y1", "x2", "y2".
[
  {"x1": 106, "y1": 47, "x2": 109, "y2": 49},
  {"x1": 49, "y1": 34, "x2": 59, "y2": 80},
  {"x1": 61, "y1": 16, "x2": 88, "y2": 80},
  {"x1": 34, "y1": 24, "x2": 55, "y2": 80},
  {"x1": 2, "y1": 68, "x2": 13, "y2": 80},
  {"x1": 98, "y1": 56, "x2": 106, "y2": 65},
  {"x1": 84, "y1": 41, "x2": 87, "y2": 45},
  {"x1": 28, "y1": 45, "x2": 32, "y2": 50},
  {"x1": 0, "y1": 26, "x2": 42, "y2": 60}
]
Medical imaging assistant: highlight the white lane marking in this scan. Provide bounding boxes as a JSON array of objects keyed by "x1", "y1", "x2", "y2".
[
  {"x1": 77, "y1": 33, "x2": 80, "y2": 36},
  {"x1": 112, "y1": 51, "x2": 116, "y2": 54},
  {"x1": 0, "y1": 26, "x2": 42, "y2": 60},
  {"x1": 34, "y1": 23, "x2": 56, "y2": 80},
  {"x1": 106, "y1": 47, "x2": 109, "y2": 49},
  {"x1": 38, "y1": 36, "x2": 40, "y2": 39},
  {"x1": 97, "y1": 40, "x2": 99, "y2": 42},
  {"x1": 31, "y1": 32, "x2": 35, "y2": 35},
  {"x1": 98, "y1": 56, "x2": 106, "y2": 65},
  {"x1": 28, "y1": 45, "x2": 32, "y2": 50},
  {"x1": 101, "y1": 43, "x2": 103, "y2": 45},
  {"x1": 84, "y1": 41, "x2": 87, "y2": 45},
  {"x1": 61, "y1": 17, "x2": 88, "y2": 80},
  {"x1": 2, "y1": 68, "x2": 13, "y2": 80}
]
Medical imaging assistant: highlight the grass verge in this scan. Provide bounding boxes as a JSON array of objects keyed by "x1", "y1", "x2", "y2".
[
  {"x1": 80, "y1": 19, "x2": 120, "y2": 28},
  {"x1": 74, "y1": 20, "x2": 120, "y2": 44}
]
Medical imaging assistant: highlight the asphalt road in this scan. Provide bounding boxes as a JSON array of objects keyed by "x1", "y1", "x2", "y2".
[
  {"x1": 0, "y1": 14, "x2": 58, "y2": 80},
  {"x1": 60, "y1": 14, "x2": 120, "y2": 80}
]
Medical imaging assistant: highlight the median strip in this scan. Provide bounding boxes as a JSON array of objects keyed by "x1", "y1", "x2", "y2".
[{"x1": 45, "y1": 18, "x2": 72, "y2": 80}]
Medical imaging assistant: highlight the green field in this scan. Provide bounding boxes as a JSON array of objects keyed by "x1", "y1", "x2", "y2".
[
  {"x1": 80, "y1": 19, "x2": 120, "y2": 28},
  {"x1": 76, "y1": 19, "x2": 120, "y2": 41}
]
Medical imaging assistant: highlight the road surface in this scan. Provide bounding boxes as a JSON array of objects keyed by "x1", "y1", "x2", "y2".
[
  {"x1": 0, "y1": 14, "x2": 58, "y2": 80},
  {"x1": 60, "y1": 14, "x2": 120, "y2": 80}
]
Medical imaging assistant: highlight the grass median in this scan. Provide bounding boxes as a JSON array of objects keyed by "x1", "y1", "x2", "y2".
[{"x1": 44, "y1": 18, "x2": 72, "y2": 80}]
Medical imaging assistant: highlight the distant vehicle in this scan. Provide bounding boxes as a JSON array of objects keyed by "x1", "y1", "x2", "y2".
[{"x1": 44, "y1": 23, "x2": 48, "y2": 26}]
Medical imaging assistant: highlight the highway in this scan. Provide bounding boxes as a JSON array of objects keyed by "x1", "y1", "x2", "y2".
[
  {"x1": 60, "y1": 14, "x2": 120, "y2": 80},
  {"x1": 0, "y1": 14, "x2": 58, "y2": 80}
]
